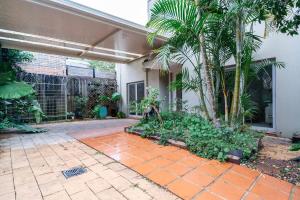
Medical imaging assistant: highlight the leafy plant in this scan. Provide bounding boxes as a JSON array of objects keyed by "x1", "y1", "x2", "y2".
[
  {"x1": 0, "y1": 49, "x2": 47, "y2": 132},
  {"x1": 28, "y1": 100, "x2": 45, "y2": 123},
  {"x1": 117, "y1": 111, "x2": 126, "y2": 119},
  {"x1": 132, "y1": 111, "x2": 261, "y2": 161},
  {"x1": 92, "y1": 105, "x2": 101, "y2": 118},
  {"x1": 147, "y1": 0, "x2": 298, "y2": 127},
  {"x1": 111, "y1": 92, "x2": 121, "y2": 102},
  {"x1": 74, "y1": 96, "x2": 88, "y2": 118},
  {"x1": 74, "y1": 96, "x2": 88, "y2": 110},
  {"x1": 139, "y1": 87, "x2": 162, "y2": 123},
  {"x1": 289, "y1": 143, "x2": 300, "y2": 151},
  {"x1": 98, "y1": 95, "x2": 110, "y2": 106},
  {"x1": 67, "y1": 112, "x2": 75, "y2": 119}
]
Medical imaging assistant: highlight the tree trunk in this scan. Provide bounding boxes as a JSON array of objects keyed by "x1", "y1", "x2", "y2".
[
  {"x1": 230, "y1": 15, "x2": 243, "y2": 124},
  {"x1": 220, "y1": 71, "x2": 229, "y2": 123},
  {"x1": 195, "y1": 0, "x2": 218, "y2": 124},
  {"x1": 198, "y1": 82, "x2": 210, "y2": 120}
]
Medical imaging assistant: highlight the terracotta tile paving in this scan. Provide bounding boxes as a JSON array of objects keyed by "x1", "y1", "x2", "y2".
[
  {"x1": 0, "y1": 122, "x2": 179, "y2": 200},
  {"x1": 81, "y1": 131, "x2": 300, "y2": 200}
]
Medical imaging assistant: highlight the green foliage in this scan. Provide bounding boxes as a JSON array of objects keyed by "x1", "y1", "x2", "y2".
[
  {"x1": 89, "y1": 60, "x2": 115, "y2": 72},
  {"x1": 111, "y1": 92, "x2": 121, "y2": 102},
  {"x1": 0, "y1": 49, "x2": 45, "y2": 132},
  {"x1": 289, "y1": 143, "x2": 300, "y2": 151},
  {"x1": 116, "y1": 111, "x2": 126, "y2": 119},
  {"x1": 139, "y1": 87, "x2": 160, "y2": 114},
  {"x1": 92, "y1": 105, "x2": 101, "y2": 118},
  {"x1": 132, "y1": 112, "x2": 262, "y2": 161},
  {"x1": 0, "y1": 118, "x2": 46, "y2": 133},
  {"x1": 147, "y1": 0, "x2": 299, "y2": 125},
  {"x1": 98, "y1": 95, "x2": 110, "y2": 105},
  {"x1": 5, "y1": 49, "x2": 33, "y2": 65},
  {"x1": 0, "y1": 81, "x2": 35, "y2": 99},
  {"x1": 0, "y1": 49, "x2": 35, "y2": 100},
  {"x1": 28, "y1": 100, "x2": 45, "y2": 123},
  {"x1": 74, "y1": 96, "x2": 88, "y2": 118},
  {"x1": 74, "y1": 96, "x2": 88, "y2": 110},
  {"x1": 0, "y1": 118, "x2": 12, "y2": 129},
  {"x1": 258, "y1": 0, "x2": 300, "y2": 36}
]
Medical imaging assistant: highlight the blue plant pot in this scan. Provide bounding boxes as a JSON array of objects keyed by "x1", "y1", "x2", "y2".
[{"x1": 99, "y1": 106, "x2": 108, "y2": 119}]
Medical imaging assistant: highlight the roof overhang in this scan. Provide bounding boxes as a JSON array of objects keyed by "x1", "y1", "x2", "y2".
[{"x1": 0, "y1": 0, "x2": 166, "y2": 63}]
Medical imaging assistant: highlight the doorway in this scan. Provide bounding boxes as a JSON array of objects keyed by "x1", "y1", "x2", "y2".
[
  {"x1": 246, "y1": 64, "x2": 274, "y2": 128},
  {"x1": 127, "y1": 81, "x2": 145, "y2": 116}
]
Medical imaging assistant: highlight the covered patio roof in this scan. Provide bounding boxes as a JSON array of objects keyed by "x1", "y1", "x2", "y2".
[{"x1": 0, "y1": 0, "x2": 165, "y2": 63}]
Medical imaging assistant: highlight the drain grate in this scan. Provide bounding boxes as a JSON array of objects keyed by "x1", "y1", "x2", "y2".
[{"x1": 62, "y1": 167, "x2": 87, "y2": 178}]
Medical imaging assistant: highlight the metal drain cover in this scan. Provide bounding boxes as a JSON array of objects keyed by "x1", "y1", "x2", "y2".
[{"x1": 62, "y1": 167, "x2": 87, "y2": 178}]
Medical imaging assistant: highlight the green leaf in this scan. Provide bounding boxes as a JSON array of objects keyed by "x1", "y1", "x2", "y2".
[{"x1": 0, "y1": 81, "x2": 35, "y2": 99}]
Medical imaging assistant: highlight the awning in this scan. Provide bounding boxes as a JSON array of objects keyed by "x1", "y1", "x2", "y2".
[{"x1": 0, "y1": 0, "x2": 165, "y2": 63}]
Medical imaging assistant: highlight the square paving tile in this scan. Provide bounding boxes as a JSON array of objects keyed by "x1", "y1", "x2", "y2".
[
  {"x1": 166, "y1": 162, "x2": 193, "y2": 176},
  {"x1": 251, "y1": 182, "x2": 289, "y2": 200},
  {"x1": 194, "y1": 191, "x2": 223, "y2": 200},
  {"x1": 147, "y1": 169, "x2": 177, "y2": 186},
  {"x1": 183, "y1": 169, "x2": 214, "y2": 188},
  {"x1": 132, "y1": 162, "x2": 157, "y2": 175},
  {"x1": 167, "y1": 179, "x2": 201, "y2": 199},
  {"x1": 208, "y1": 179, "x2": 245, "y2": 200}
]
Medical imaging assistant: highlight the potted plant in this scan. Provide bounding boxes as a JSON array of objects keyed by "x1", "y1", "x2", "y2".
[
  {"x1": 74, "y1": 96, "x2": 88, "y2": 119},
  {"x1": 110, "y1": 92, "x2": 121, "y2": 117},
  {"x1": 67, "y1": 112, "x2": 75, "y2": 120},
  {"x1": 98, "y1": 95, "x2": 110, "y2": 119}
]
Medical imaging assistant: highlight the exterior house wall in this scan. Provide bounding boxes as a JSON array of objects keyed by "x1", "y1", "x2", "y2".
[
  {"x1": 116, "y1": 59, "x2": 180, "y2": 115},
  {"x1": 252, "y1": 24, "x2": 300, "y2": 137},
  {"x1": 119, "y1": 0, "x2": 300, "y2": 137},
  {"x1": 116, "y1": 59, "x2": 146, "y2": 114}
]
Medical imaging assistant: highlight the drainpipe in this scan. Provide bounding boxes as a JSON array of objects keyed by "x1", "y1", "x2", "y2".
[{"x1": 145, "y1": 68, "x2": 149, "y2": 96}]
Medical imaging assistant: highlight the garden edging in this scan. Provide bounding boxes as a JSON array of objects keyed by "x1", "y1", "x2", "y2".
[{"x1": 124, "y1": 126, "x2": 262, "y2": 164}]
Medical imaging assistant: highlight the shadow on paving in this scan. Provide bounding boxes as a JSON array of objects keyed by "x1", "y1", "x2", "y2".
[{"x1": 35, "y1": 119, "x2": 138, "y2": 139}]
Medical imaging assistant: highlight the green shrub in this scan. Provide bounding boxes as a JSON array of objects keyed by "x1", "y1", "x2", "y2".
[
  {"x1": 111, "y1": 92, "x2": 121, "y2": 102},
  {"x1": 116, "y1": 111, "x2": 126, "y2": 119},
  {"x1": 131, "y1": 111, "x2": 262, "y2": 162},
  {"x1": 289, "y1": 142, "x2": 300, "y2": 151},
  {"x1": 92, "y1": 105, "x2": 101, "y2": 118}
]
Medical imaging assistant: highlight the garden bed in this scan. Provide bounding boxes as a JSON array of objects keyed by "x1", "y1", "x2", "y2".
[
  {"x1": 126, "y1": 118, "x2": 299, "y2": 185},
  {"x1": 244, "y1": 136, "x2": 300, "y2": 185},
  {"x1": 125, "y1": 112, "x2": 263, "y2": 163}
]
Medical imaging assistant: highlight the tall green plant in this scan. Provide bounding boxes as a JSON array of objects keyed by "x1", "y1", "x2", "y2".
[{"x1": 147, "y1": 0, "x2": 299, "y2": 127}]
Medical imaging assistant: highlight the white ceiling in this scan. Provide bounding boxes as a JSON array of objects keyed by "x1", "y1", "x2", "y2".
[{"x1": 0, "y1": 0, "x2": 165, "y2": 63}]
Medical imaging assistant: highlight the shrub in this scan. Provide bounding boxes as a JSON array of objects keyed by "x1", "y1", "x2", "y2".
[
  {"x1": 290, "y1": 143, "x2": 300, "y2": 151},
  {"x1": 131, "y1": 111, "x2": 262, "y2": 162},
  {"x1": 92, "y1": 105, "x2": 101, "y2": 118},
  {"x1": 111, "y1": 92, "x2": 121, "y2": 102},
  {"x1": 117, "y1": 111, "x2": 126, "y2": 119}
]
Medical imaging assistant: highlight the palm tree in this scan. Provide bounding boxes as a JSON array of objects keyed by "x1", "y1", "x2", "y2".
[{"x1": 147, "y1": 0, "x2": 224, "y2": 123}]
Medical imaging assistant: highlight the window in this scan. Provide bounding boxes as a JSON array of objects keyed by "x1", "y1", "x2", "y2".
[{"x1": 127, "y1": 81, "x2": 145, "y2": 116}]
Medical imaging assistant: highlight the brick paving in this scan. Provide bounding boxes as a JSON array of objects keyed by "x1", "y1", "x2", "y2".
[
  {"x1": 1, "y1": 120, "x2": 299, "y2": 200},
  {"x1": 81, "y1": 132, "x2": 300, "y2": 200},
  {"x1": 0, "y1": 120, "x2": 178, "y2": 200}
]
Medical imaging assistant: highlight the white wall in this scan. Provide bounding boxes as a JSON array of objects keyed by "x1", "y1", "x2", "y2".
[
  {"x1": 116, "y1": 58, "x2": 146, "y2": 114},
  {"x1": 253, "y1": 24, "x2": 300, "y2": 137}
]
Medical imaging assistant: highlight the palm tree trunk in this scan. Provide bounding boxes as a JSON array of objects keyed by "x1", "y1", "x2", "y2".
[
  {"x1": 198, "y1": 82, "x2": 210, "y2": 120},
  {"x1": 231, "y1": 15, "x2": 243, "y2": 124},
  {"x1": 195, "y1": 0, "x2": 217, "y2": 124},
  {"x1": 220, "y1": 71, "x2": 229, "y2": 123}
]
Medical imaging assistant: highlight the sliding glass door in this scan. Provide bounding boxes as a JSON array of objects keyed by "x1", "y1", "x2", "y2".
[{"x1": 127, "y1": 81, "x2": 145, "y2": 116}]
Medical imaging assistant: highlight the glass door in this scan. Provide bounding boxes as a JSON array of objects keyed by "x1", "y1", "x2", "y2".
[{"x1": 127, "y1": 81, "x2": 145, "y2": 116}]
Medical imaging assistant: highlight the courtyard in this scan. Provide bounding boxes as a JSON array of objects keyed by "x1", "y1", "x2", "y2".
[
  {"x1": 0, "y1": 120, "x2": 299, "y2": 200},
  {"x1": 1, "y1": 0, "x2": 300, "y2": 200}
]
